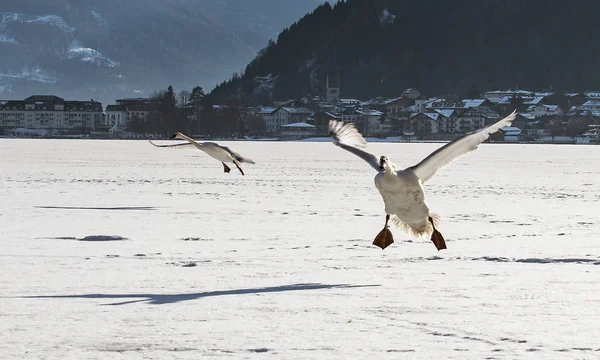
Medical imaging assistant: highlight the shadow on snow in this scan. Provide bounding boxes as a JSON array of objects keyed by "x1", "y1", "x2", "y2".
[
  {"x1": 34, "y1": 206, "x2": 156, "y2": 211},
  {"x1": 19, "y1": 283, "x2": 379, "y2": 306}
]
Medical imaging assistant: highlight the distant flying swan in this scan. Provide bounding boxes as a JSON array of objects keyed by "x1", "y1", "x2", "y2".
[
  {"x1": 149, "y1": 132, "x2": 255, "y2": 175},
  {"x1": 329, "y1": 110, "x2": 517, "y2": 250}
]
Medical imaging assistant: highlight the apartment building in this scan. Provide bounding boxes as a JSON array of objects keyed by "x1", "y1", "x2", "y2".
[
  {"x1": 0, "y1": 95, "x2": 102, "y2": 134},
  {"x1": 105, "y1": 98, "x2": 154, "y2": 129}
]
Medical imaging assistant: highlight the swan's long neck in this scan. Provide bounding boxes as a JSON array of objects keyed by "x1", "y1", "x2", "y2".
[
  {"x1": 175, "y1": 133, "x2": 204, "y2": 151},
  {"x1": 384, "y1": 163, "x2": 396, "y2": 176}
]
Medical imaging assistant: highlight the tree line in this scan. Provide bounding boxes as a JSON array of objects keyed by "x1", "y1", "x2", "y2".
[{"x1": 125, "y1": 85, "x2": 265, "y2": 137}]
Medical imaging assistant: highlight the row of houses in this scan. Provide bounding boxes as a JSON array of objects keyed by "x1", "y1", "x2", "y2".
[
  {"x1": 254, "y1": 92, "x2": 508, "y2": 139},
  {"x1": 255, "y1": 88, "x2": 600, "y2": 140},
  {"x1": 0, "y1": 95, "x2": 160, "y2": 137},
  {"x1": 3, "y1": 88, "x2": 600, "y2": 141}
]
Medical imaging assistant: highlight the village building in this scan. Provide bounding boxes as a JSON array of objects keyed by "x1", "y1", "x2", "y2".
[
  {"x1": 258, "y1": 106, "x2": 313, "y2": 136},
  {"x1": 526, "y1": 104, "x2": 563, "y2": 118},
  {"x1": 0, "y1": 95, "x2": 103, "y2": 135},
  {"x1": 105, "y1": 97, "x2": 155, "y2": 130},
  {"x1": 279, "y1": 122, "x2": 317, "y2": 139}
]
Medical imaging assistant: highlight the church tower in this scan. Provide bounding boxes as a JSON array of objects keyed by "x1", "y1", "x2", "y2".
[{"x1": 326, "y1": 72, "x2": 340, "y2": 103}]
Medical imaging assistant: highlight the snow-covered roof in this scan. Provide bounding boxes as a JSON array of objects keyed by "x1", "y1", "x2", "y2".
[
  {"x1": 258, "y1": 107, "x2": 277, "y2": 114},
  {"x1": 425, "y1": 98, "x2": 487, "y2": 109},
  {"x1": 281, "y1": 122, "x2": 315, "y2": 128},
  {"x1": 434, "y1": 109, "x2": 455, "y2": 117},
  {"x1": 325, "y1": 112, "x2": 342, "y2": 119},
  {"x1": 355, "y1": 109, "x2": 383, "y2": 116},
  {"x1": 340, "y1": 98, "x2": 361, "y2": 104},
  {"x1": 461, "y1": 99, "x2": 487, "y2": 108},
  {"x1": 425, "y1": 113, "x2": 440, "y2": 120},
  {"x1": 409, "y1": 112, "x2": 438, "y2": 120},
  {"x1": 485, "y1": 89, "x2": 535, "y2": 95},
  {"x1": 584, "y1": 91, "x2": 600, "y2": 98},
  {"x1": 425, "y1": 99, "x2": 445, "y2": 108},
  {"x1": 584, "y1": 100, "x2": 600, "y2": 106},
  {"x1": 519, "y1": 113, "x2": 536, "y2": 120},
  {"x1": 382, "y1": 96, "x2": 405, "y2": 105},
  {"x1": 496, "y1": 96, "x2": 513, "y2": 105},
  {"x1": 543, "y1": 105, "x2": 560, "y2": 111},
  {"x1": 523, "y1": 96, "x2": 545, "y2": 105},
  {"x1": 500, "y1": 127, "x2": 522, "y2": 136},
  {"x1": 281, "y1": 107, "x2": 312, "y2": 114}
]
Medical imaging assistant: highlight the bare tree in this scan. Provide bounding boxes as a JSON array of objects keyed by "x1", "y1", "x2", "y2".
[{"x1": 177, "y1": 90, "x2": 190, "y2": 108}]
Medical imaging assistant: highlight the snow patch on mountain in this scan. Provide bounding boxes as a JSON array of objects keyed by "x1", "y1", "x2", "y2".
[
  {"x1": 0, "y1": 33, "x2": 16, "y2": 43},
  {"x1": 0, "y1": 67, "x2": 57, "y2": 84},
  {"x1": 0, "y1": 12, "x2": 75, "y2": 32},
  {"x1": 0, "y1": 12, "x2": 75, "y2": 44},
  {"x1": 89, "y1": 6, "x2": 104, "y2": 23},
  {"x1": 68, "y1": 41, "x2": 119, "y2": 67},
  {"x1": 31, "y1": 15, "x2": 75, "y2": 31},
  {"x1": 0, "y1": 80, "x2": 12, "y2": 93},
  {"x1": 379, "y1": 8, "x2": 396, "y2": 25}
]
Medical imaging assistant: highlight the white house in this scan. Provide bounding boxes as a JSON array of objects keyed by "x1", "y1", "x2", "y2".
[
  {"x1": 355, "y1": 109, "x2": 384, "y2": 135},
  {"x1": 105, "y1": 98, "x2": 153, "y2": 130},
  {"x1": 279, "y1": 122, "x2": 317, "y2": 139},
  {"x1": 257, "y1": 107, "x2": 278, "y2": 135},
  {"x1": 580, "y1": 100, "x2": 600, "y2": 111},
  {"x1": 500, "y1": 126, "x2": 522, "y2": 142},
  {"x1": 484, "y1": 89, "x2": 539, "y2": 103},
  {"x1": 584, "y1": 91, "x2": 600, "y2": 99},
  {"x1": 526, "y1": 104, "x2": 563, "y2": 118},
  {"x1": 340, "y1": 98, "x2": 361, "y2": 106},
  {"x1": 409, "y1": 112, "x2": 443, "y2": 135},
  {"x1": 267, "y1": 107, "x2": 313, "y2": 135},
  {"x1": 455, "y1": 108, "x2": 486, "y2": 133},
  {"x1": 105, "y1": 105, "x2": 127, "y2": 127}
]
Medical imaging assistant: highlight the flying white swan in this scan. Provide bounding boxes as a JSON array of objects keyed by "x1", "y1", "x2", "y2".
[
  {"x1": 329, "y1": 110, "x2": 517, "y2": 250},
  {"x1": 149, "y1": 132, "x2": 255, "y2": 175}
]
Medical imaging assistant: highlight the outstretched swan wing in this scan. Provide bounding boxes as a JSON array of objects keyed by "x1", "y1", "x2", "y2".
[
  {"x1": 329, "y1": 120, "x2": 380, "y2": 171},
  {"x1": 148, "y1": 140, "x2": 195, "y2": 149},
  {"x1": 410, "y1": 110, "x2": 517, "y2": 183}
]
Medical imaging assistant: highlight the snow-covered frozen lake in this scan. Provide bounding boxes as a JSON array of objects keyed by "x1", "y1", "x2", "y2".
[{"x1": 1, "y1": 139, "x2": 599, "y2": 359}]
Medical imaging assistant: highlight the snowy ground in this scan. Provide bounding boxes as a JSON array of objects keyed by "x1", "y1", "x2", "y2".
[{"x1": 1, "y1": 139, "x2": 599, "y2": 359}]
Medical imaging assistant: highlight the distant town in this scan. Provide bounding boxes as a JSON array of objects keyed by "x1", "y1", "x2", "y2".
[{"x1": 1, "y1": 82, "x2": 599, "y2": 144}]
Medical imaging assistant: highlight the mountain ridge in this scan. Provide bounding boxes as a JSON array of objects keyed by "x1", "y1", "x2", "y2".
[
  {"x1": 0, "y1": 0, "x2": 324, "y2": 105},
  {"x1": 209, "y1": 0, "x2": 600, "y2": 104}
]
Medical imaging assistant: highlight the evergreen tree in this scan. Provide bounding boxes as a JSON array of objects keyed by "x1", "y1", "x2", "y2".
[
  {"x1": 161, "y1": 85, "x2": 178, "y2": 135},
  {"x1": 127, "y1": 115, "x2": 144, "y2": 136},
  {"x1": 246, "y1": 113, "x2": 266, "y2": 136},
  {"x1": 163, "y1": 86, "x2": 177, "y2": 110},
  {"x1": 509, "y1": 95, "x2": 526, "y2": 113},
  {"x1": 198, "y1": 95, "x2": 216, "y2": 136},
  {"x1": 189, "y1": 86, "x2": 205, "y2": 107}
]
